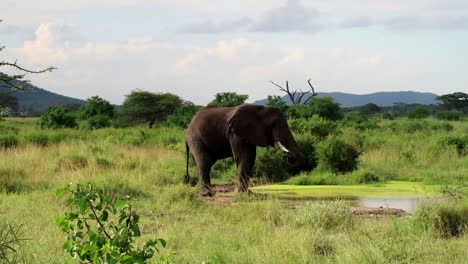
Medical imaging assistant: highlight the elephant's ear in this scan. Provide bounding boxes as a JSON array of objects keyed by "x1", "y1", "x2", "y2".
[{"x1": 227, "y1": 104, "x2": 270, "y2": 146}]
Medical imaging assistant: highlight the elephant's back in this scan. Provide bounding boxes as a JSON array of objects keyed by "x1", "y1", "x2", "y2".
[
  {"x1": 186, "y1": 107, "x2": 233, "y2": 156},
  {"x1": 187, "y1": 106, "x2": 232, "y2": 133}
]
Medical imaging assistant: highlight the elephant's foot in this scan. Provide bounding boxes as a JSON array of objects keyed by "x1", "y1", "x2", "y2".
[{"x1": 200, "y1": 186, "x2": 215, "y2": 197}]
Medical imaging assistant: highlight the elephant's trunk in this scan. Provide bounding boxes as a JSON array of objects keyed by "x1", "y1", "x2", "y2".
[{"x1": 274, "y1": 122, "x2": 304, "y2": 167}]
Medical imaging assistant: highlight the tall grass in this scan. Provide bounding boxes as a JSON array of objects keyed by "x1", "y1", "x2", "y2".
[{"x1": 0, "y1": 118, "x2": 467, "y2": 263}]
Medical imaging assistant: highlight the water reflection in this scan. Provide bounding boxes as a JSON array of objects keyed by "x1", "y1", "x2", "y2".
[{"x1": 275, "y1": 195, "x2": 437, "y2": 213}]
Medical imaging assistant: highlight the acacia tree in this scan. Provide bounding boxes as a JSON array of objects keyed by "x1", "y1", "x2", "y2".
[
  {"x1": 208, "y1": 92, "x2": 248, "y2": 107},
  {"x1": 116, "y1": 90, "x2": 182, "y2": 128},
  {"x1": 266, "y1": 95, "x2": 288, "y2": 112},
  {"x1": 436, "y1": 92, "x2": 468, "y2": 113},
  {"x1": 80, "y1": 96, "x2": 115, "y2": 119}
]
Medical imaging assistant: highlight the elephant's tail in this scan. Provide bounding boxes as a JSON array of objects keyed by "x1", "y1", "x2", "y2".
[{"x1": 184, "y1": 142, "x2": 190, "y2": 184}]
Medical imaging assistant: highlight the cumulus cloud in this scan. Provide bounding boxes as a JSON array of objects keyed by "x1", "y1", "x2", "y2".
[
  {"x1": 179, "y1": 0, "x2": 323, "y2": 34},
  {"x1": 5, "y1": 22, "x2": 399, "y2": 104},
  {"x1": 178, "y1": 0, "x2": 468, "y2": 34},
  {"x1": 382, "y1": 15, "x2": 468, "y2": 31},
  {"x1": 178, "y1": 17, "x2": 254, "y2": 34},
  {"x1": 6, "y1": 21, "x2": 465, "y2": 105},
  {"x1": 253, "y1": 0, "x2": 322, "y2": 33}
]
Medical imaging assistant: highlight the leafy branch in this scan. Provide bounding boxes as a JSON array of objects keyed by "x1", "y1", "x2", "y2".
[{"x1": 55, "y1": 183, "x2": 166, "y2": 263}]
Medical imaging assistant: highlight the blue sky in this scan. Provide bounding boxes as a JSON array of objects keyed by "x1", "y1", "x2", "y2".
[{"x1": 1, "y1": 0, "x2": 467, "y2": 104}]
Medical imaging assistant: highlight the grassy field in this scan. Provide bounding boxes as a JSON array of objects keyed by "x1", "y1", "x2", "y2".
[{"x1": 0, "y1": 117, "x2": 467, "y2": 263}]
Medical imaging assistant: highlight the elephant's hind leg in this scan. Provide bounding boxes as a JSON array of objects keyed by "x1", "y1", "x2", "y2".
[{"x1": 189, "y1": 141, "x2": 216, "y2": 196}]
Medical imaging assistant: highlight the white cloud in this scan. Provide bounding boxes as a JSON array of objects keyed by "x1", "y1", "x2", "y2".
[
  {"x1": 4, "y1": 22, "x2": 464, "y2": 106},
  {"x1": 253, "y1": 0, "x2": 322, "y2": 33}
]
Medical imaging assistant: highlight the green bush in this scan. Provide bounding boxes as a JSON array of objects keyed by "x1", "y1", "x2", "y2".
[
  {"x1": 408, "y1": 105, "x2": 430, "y2": 119},
  {"x1": 349, "y1": 170, "x2": 382, "y2": 184},
  {"x1": 79, "y1": 96, "x2": 114, "y2": 120},
  {"x1": 85, "y1": 114, "x2": 112, "y2": 129},
  {"x1": 317, "y1": 137, "x2": 359, "y2": 174},
  {"x1": 289, "y1": 116, "x2": 337, "y2": 138},
  {"x1": 438, "y1": 135, "x2": 468, "y2": 156},
  {"x1": 292, "y1": 200, "x2": 352, "y2": 229},
  {"x1": 23, "y1": 132, "x2": 50, "y2": 146},
  {"x1": 414, "y1": 203, "x2": 468, "y2": 238},
  {"x1": 293, "y1": 134, "x2": 318, "y2": 173},
  {"x1": 55, "y1": 183, "x2": 166, "y2": 263},
  {"x1": 0, "y1": 134, "x2": 18, "y2": 149},
  {"x1": 436, "y1": 110, "x2": 463, "y2": 121},
  {"x1": 254, "y1": 148, "x2": 289, "y2": 182},
  {"x1": 340, "y1": 111, "x2": 378, "y2": 130},
  {"x1": 39, "y1": 106, "x2": 77, "y2": 129},
  {"x1": 211, "y1": 159, "x2": 236, "y2": 181},
  {"x1": 286, "y1": 171, "x2": 337, "y2": 185},
  {"x1": 165, "y1": 103, "x2": 201, "y2": 128}
]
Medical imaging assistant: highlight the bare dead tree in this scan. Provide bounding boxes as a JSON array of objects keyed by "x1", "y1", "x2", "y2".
[{"x1": 269, "y1": 78, "x2": 318, "y2": 104}]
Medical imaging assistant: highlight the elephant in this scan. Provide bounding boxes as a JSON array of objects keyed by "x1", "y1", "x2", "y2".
[{"x1": 184, "y1": 103, "x2": 304, "y2": 196}]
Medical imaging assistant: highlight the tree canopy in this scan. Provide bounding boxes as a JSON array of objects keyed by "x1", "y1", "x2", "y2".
[
  {"x1": 0, "y1": 93, "x2": 18, "y2": 114},
  {"x1": 80, "y1": 96, "x2": 115, "y2": 119},
  {"x1": 208, "y1": 92, "x2": 248, "y2": 107},
  {"x1": 266, "y1": 95, "x2": 288, "y2": 113},
  {"x1": 116, "y1": 90, "x2": 182, "y2": 128},
  {"x1": 436, "y1": 92, "x2": 468, "y2": 112}
]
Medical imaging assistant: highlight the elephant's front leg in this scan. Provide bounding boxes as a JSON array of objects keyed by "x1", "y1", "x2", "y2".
[{"x1": 231, "y1": 139, "x2": 256, "y2": 192}]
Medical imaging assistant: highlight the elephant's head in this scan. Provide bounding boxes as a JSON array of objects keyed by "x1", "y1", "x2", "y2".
[{"x1": 227, "y1": 104, "x2": 304, "y2": 166}]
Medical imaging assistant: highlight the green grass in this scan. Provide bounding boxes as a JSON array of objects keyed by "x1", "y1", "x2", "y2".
[{"x1": 0, "y1": 117, "x2": 467, "y2": 263}]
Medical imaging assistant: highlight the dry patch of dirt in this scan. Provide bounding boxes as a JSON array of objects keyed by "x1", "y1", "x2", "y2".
[
  {"x1": 351, "y1": 206, "x2": 407, "y2": 218},
  {"x1": 210, "y1": 181, "x2": 270, "y2": 193}
]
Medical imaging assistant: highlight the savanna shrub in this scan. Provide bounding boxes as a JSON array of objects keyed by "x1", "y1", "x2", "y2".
[
  {"x1": 349, "y1": 170, "x2": 382, "y2": 184},
  {"x1": 436, "y1": 110, "x2": 463, "y2": 121},
  {"x1": 286, "y1": 171, "x2": 337, "y2": 185},
  {"x1": 55, "y1": 183, "x2": 166, "y2": 263},
  {"x1": 317, "y1": 137, "x2": 359, "y2": 174},
  {"x1": 211, "y1": 159, "x2": 236, "y2": 180},
  {"x1": 0, "y1": 124, "x2": 19, "y2": 134},
  {"x1": 408, "y1": 105, "x2": 430, "y2": 119},
  {"x1": 57, "y1": 154, "x2": 88, "y2": 171},
  {"x1": 340, "y1": 111, "x2": 378, "y2": 130},
  {"x1": 293, "y1": 134, "x2": 318, "y2": 173},
  {"x1": 292, "y1": 200, "x2": 352, "y2": 229},
  {"x1": 438, "y1": 135, "x2": 468, "y2": 156},
  {"x1": 39, "y1": 106, "x2": 77, "y2": 129},
  {"x1": 0, "y1": 168, "x2": 28, "y2": 194},
  {"x1": 289, "y1": 116, "x2": 337, "y2": 138},
  {"x1": 23, "y1": 132, "x2": 50, "y2": 146},
  {"x1": 415, "y1": 203, "x2": 468, "y2": 238},
  {"x1": 254, "y1": 147, "x2": 289, "y2": 182},
  {"x1": 306, "y1": 97, "x2": 343, "y2": 121},
  {"x1": 0, "y1": 134, "x2": 18, "y2": 149},
  {"x1": 85, "y1": 114, "x2": 112, "y2": 129},
  {"x1": 165, "y1": 103, "x2": 201, "y2": 128}
]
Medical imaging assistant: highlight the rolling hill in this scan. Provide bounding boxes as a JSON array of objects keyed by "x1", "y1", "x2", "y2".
[
  {"x1": 254, "y1": 91, "x2": 439, "y2": 107},
  {"x1": 0, "y1": 73, "x2": 85, "y2": 114}
]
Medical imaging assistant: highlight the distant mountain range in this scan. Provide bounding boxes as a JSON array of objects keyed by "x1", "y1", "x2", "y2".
[
  {"x1": 1, "y1": 72, "x2": 441, "y2": 113},
  {"x1": 0, "y1": 73, "x2": 85, "y2": 114},
  {"x1": 254, "y1": 91, "x2": 440, "y2": 107}
]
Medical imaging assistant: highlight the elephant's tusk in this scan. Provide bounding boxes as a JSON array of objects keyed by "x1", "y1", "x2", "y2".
[{"x1": 276, "y1": 141, "x2": 290, "y2": 153}]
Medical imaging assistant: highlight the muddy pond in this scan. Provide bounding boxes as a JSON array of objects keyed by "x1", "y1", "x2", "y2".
[{"x1": 250, "y1": 181, "x2": 443, "y2": 213}]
